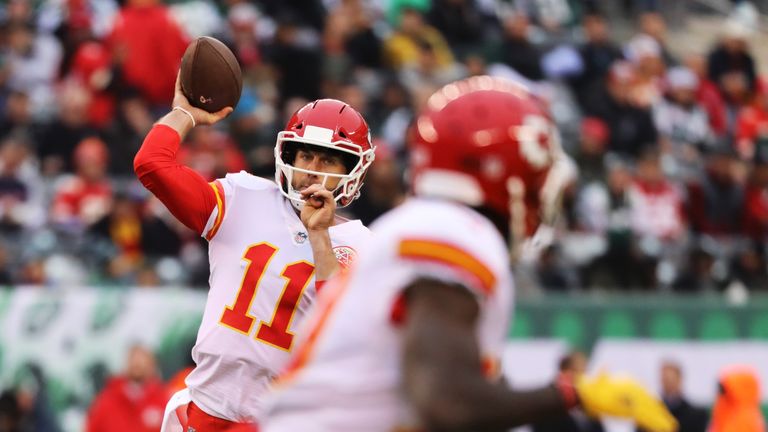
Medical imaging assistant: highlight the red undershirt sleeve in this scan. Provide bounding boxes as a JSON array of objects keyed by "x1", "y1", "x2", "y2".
[{"x1": 134, "y1": 124, "x2": 217, "y2": 235}]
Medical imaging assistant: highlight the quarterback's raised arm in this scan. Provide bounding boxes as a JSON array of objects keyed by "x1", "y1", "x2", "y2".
[{"x1": 133, "y1": 72, "x2": 233, "y2": 235}]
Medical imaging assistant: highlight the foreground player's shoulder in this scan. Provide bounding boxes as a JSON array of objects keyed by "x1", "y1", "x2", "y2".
[{"x1": 377, "y1": 199, "x2": 509, "y2": 297}]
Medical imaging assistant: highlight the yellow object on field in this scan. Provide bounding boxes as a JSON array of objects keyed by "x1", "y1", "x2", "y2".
[{"x1": 576, "y1": 373, "x2": 678, "y2": 432}]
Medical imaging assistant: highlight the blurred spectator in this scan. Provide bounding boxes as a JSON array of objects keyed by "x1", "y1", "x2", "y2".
[
  {"x1": 371, "y1": 79, "x2": 412, "y2": 151},
  {"x1": 536, "y1": 245, "x2": 577, "y2": 291},
  {"x1": 743, "y1": 160, "x2": 768, "y2": 240},
  {"x1": 672, "y1": 246, "x2": 721, "y2": 292},
  {"x1": 638, "y1": 360, "x2": 708, "y2": 432},
  {"x1": 266, "y1": 16, "x2": 323, "y2": 105},
  {"x1": 228, "y1": 92, "x2": 279, "y2": 178},
  {"x1": 88, "y1": 192, "x2": 144, "y2": 281},
  {"x1": 426, "y1": 0, "x2": 486, "y2": 54},
  {"x1": 138, "y1": 195, "x2": 188, "y2": 257},
  {"x1": 569, "y1": 12, "x2": 622, "y2": 112},
  {"x1": 0, "y1": 135, "x2": 45, "y2": 231},
  {"x1": 532, "y1": 351, "x2": 604, "y2": 432},
  {"x1": 104, "y1": 94, "x2": 154, "y2": 175},
  {"x1": 37, "y1": 0, "x2": 119, "y2": 41},
  {"x1": 629, "y1": 147, "x2": 686, "y2": 242},
  {"x1": 1, "y1": 0, "x2": 34, "y2": 27},
  {"x1": 588, "y1": 61, "x2": 658, "y2": 158},
  {"x1": 709, "y1": 366, "x2": 766, "y2": 432},
  {"x1": 685, "y1": 53, "x2": 728, "y2": 138},
  {"x1": 638, "y1": 11, "x2": 676, "y2": 67},
  {"x1": 0, "y1": 91, "x2": 33, "y2": 140},
  {"x1": 708, "y1": 21, "x2": 757, "y2": 96},
  {"x1": 86, "y1": 345, "x2": 168, "y2": 432},
  {"x1": 50, "y1": 137, "x2": 113, "y2": 231},
  {"x1": 729, "y1": 241, "x2": 768, "y2": 290},
  {"x1": 383, "y1": 7, "x2": 454, "y2": 70},
  {"x1": 735, "y1": 80, "x2": 768, "y2": 162},
  {"x1": 18, "y1": 258, "x2": 46, "y2": 285},
  {"x1": 653, "y1": 66, "x2": 712, "y2": 180},
  {"x1": 574, "y1": 117, "x2": 610, "y2": 183},
  {"x1": 0, "y1": 363, "x2": 62, "y2": 432},
  {"x1": 347, "y1": 141, "x2": 405, "y2": 224},
  {"x1": 256, "y1": 0, "x2": 327, "y2": 33},
  {"x1": 720, "y1": 71, "x2": 755, "y2": 138},
  {"x1": 497, "y1": 11, "x2": 544, "y2": 81},
  {"x1": 89, "y1": 191, "x2": 184, "y2": 282},
  {"x1": 106, "y1": 0, "x2": 188, "y2": 107},
  {"x1": 4, "y1": 22, "x2": 63, "y2": 117},
  {"x1": 575, "y1": 158, "x2": 641, "y2": 288},
  {"x1": 0, "y1": 244, "x2": 13, "y2": 285},
  {"x1": 324, "y1": 0, "x2": 382, "y2": 70},
  {"x1": 36, "y1": 83, "x2": 96, "y2": 176},
  {"x1": 514, "y1": 0, "x2": 573, "y2": 32},
  {"x1": 0, "y1": 390, "x2": 22, "y2": 432},
  {"x1": 66, "y1": 41, "x2": 117, "y2": 130},
  {"x1": 623, "y1": 34, "x2": 664, "y2": 108},
  {"x1": 686, "y1": 148, "x2": 743, "y2": 237},
  {"x1": 398, "y1": 38, "x2": 464, "y2": 94},
  {"x1": 178, "y1": 127, "x2": 248, "y2": 182},
  {"x1": 222, "y1": 3, "x2": 264, "y2": 70}
]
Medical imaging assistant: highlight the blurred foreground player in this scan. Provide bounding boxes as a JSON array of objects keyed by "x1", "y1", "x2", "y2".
[
  {"x1": 262, "y1": 77, "x2": 677, "y2": 432},
  {"x1": 134, "y1": 74, "x2": 375, "y2": 431}
]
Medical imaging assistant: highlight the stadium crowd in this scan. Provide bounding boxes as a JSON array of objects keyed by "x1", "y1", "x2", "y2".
[{"x1": 0, "y1": 0, "x2": 763, "y2": 293}]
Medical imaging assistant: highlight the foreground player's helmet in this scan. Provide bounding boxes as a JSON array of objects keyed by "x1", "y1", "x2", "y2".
[
  {"x1": 408, "y1": 76, "x2": 576, "y2": 257},
  {"x1": 275, "y1": 99, "x2": 375, "y2": 208}
]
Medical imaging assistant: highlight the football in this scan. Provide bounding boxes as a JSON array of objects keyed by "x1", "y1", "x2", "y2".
[{"x1": 180, "y1": 36, "x2": 242, "y2": 113}]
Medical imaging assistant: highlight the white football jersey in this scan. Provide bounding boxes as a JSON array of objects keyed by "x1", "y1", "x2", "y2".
[
  {"x1": 185, "y1": 172, "x2": 370, "y2": 423},
  {"x1": 262, "y1": 198, "x2": 514, "y2": 432}
]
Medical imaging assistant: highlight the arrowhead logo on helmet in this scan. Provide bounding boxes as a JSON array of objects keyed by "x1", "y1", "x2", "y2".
[{"x1": 409, "y1": 76, "x2": 577, "y2": 260}]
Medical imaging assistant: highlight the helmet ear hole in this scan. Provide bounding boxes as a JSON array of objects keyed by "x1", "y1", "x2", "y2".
[
  {"x1": 281, "y1": 141, "x2": 301, "y2": 166},
  {"x1": 338, "y1": 130, "x2": 347, "y2": 138},
  {"x1": 295, "y1": 122, "x2": 303, "y2": 130}
]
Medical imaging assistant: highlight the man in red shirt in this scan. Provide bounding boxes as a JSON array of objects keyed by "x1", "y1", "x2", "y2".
[
  {"x1": 107, "y1": 0, "x2": 188, "y2": 106},
  {"x1": 86, "y1": 345, "x2": 169, "y2": 432},
  {"x1": 50, "y1": 137, "x2": 113, "y2": 230}
]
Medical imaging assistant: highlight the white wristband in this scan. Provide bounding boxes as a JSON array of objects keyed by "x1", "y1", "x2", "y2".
[{"x1": 172, "y1": 106, "x2": 196, "y2": 128}]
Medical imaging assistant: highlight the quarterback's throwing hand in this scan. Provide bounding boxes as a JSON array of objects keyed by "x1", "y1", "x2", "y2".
[
  {"x1": 172, "y1": 71, "x2": 232, "y2": 126},
  {"x1": 576, "y1": 373, "x2": 678, "y2": 432},
  {"x1": 300, "y1": 184, "x2": 336, "y2": 232}
]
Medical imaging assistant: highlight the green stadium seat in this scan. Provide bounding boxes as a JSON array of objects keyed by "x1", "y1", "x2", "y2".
[
  {"x1": 550, "y1": 311, "x2": 585, "y2": 348},
  {"x1": 749, "y1": 315, "x2": 768, "y2": 340},
  {"x1": 649, "y1": 312, "x2": 688, "y2": 340},
  {"x1": 510, "y1": 312, "x2": 532, "y2": 338},
  {"x1": 698, "y1": 312, "x2": 738, "y2": 340},
  {"x1": 600, "y1": 311, "x2": 637, "y2": 338}
]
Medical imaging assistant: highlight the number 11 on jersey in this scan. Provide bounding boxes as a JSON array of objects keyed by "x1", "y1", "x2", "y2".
[{"x1": 219, "y1": 243, "x2": 315, "y2": 351}]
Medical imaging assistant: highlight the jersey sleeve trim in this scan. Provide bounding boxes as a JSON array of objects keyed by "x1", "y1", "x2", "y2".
[
  {"x1": 397, "y1": 238, "x2": 496, "y2": 295},
  {"x1": 204, "y1": 180, "x2": 226, "y2": 241}
]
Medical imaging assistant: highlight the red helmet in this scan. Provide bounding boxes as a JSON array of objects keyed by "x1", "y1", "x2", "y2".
[
  {"x1": 275, "y1": 99, "x2": 375, "y2": 208},
  {"x1": 409, "y1": 76, "x2": 576, "y2": 255}
]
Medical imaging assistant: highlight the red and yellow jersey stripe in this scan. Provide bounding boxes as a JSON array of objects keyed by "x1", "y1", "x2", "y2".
[
  {"x1": 205, "y1": 180, "x2": 226, "y2": 241},
  {"x1": 397, "y1": 238, "x2": 496, "y2": 296}
]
